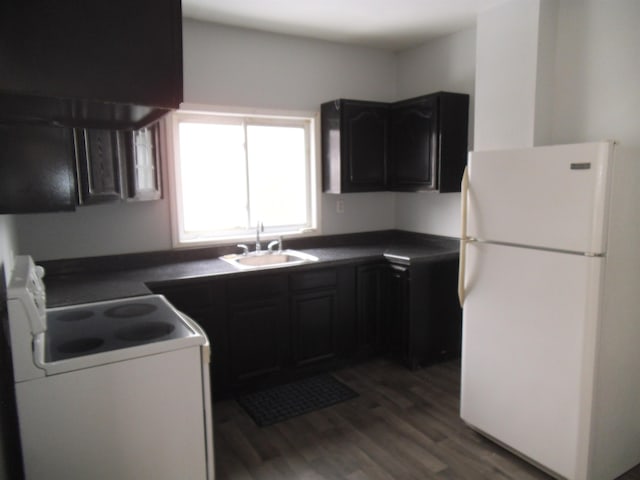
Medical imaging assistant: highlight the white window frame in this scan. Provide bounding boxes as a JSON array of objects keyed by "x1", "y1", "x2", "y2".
[{"x1": 167, "y1": 104, "x2": 321, "y2": 248}]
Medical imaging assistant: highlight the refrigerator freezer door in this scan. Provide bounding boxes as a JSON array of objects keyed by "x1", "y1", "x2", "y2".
[
  {"x1": 466, "y1": 142, "x2": 613, "y2": 254},
  {"x1": 460, "y1": 242, "x2": 602, "y2": 479}
]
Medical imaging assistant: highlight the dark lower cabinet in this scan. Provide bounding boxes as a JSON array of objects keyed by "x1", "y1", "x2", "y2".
[
  {"x1": 288, "y1": 266, "x2": 359, "y2": 372},
  {"x1": 386, "y1": 264, "x2": 412, "y2": 365},
  {"x1": 152, "y1": 254, "x2": 461, "y2": 398},
  {"x1": 356, "y1": 263, "x2": 390, "y2": 356},
  {"x1": 291, "y1": 290, "x2": 337, "y2": 367},
  {"x1": 227, "y1": 299, "x2": 289, "y2": 387},
  {"x1": 386, "y1": 257, "x2": 462, "y2": 369},
  {"x1": 418, "y1": 257, "x2": 463, "y2": 363},
  {"x1": 227, "y1": 275, "x2": 289, "y2": 390}
]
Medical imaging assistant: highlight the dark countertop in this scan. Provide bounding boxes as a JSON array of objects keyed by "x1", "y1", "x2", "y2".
[{"x1": 41, "y1": 231, "x2": 459, "y2": 307}]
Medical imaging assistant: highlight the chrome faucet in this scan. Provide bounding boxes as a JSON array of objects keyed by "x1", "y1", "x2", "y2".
[
  {"x1": 255, "y1": 221, "x2": 264, "y2": 252},
  {"x1": 268, "y1": 236, "x2": 283, "y2": 253}
]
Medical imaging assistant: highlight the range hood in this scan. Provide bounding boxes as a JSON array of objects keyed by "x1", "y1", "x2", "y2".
[{"x1": 0, "y1": 92, "x2": 172, "y2": 131}]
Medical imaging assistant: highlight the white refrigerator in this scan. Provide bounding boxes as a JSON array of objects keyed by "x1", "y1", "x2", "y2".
[{"x1": 458, "y1": 141, "x2": 640, "y2": 480}]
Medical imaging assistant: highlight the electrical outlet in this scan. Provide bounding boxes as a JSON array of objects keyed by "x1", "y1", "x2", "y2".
[{"x1": 336, "y1": 199, "x2": 344, "y2": 214}]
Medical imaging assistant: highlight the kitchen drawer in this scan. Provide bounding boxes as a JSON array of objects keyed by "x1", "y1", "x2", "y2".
[
  {"x1": 228, "y1": 274, "x2": 287, "y2": 302},
  {"x1": 290, "y1": 269, "x2": 337, "y2": 291}
]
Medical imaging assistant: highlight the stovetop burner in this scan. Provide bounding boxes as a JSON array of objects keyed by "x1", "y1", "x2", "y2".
[
  {"x1": 45, "y1": 295, "x2": 198, "y2": 362},
  {"x1": 105, "y1": 303, "x2": 158, "y2": 318},
  {"x1": 115, "y1": 321, "x2": 175, "y2": 342}
]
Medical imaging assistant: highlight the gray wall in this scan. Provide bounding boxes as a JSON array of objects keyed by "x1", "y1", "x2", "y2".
[{"x1": 552, "y1": 0, "x2": 640, "y2": 148}]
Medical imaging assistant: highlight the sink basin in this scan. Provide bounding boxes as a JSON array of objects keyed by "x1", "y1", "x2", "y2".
[{"x1": 220, "y1": 249, "x2": 319, "y2": 270}]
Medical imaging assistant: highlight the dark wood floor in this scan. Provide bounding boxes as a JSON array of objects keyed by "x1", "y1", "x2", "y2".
[{"x1": 213, "y1": 357, "x2": 640, "y2": 480}]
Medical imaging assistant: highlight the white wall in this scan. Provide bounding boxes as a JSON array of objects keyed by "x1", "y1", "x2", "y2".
[{"x1": 394, "y1": 28, "x2": 476, "y2": 237}]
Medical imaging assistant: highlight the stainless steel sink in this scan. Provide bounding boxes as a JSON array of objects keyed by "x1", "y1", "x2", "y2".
[{"x1": 220, "y1": 249, "x2": 319, "y2": 270}]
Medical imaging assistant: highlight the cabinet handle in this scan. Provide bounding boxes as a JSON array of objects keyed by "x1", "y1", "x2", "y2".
[{"x1": 458, "y1": 166, "x2": 469, "y2": 307}]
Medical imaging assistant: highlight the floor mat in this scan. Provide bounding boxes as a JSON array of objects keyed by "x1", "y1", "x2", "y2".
[{"x1": 236, "y1": 374, "x2": 358, "y2": 427}]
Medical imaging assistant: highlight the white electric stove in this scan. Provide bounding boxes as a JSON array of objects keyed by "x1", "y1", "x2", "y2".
[{"x1": 6, "y1": 255, "x2": 215, "y2": 480}]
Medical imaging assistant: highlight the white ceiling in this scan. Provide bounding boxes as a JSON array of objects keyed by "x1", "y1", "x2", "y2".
[{"x1": 181, "y1": 0, "x2": 504, "y2": 51}]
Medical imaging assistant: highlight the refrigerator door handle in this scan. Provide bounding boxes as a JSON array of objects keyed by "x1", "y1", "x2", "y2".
[{"x1": 458, "y1": 166, "x2": 470, "y2": 307}]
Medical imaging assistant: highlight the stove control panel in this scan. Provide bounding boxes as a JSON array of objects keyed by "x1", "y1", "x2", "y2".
[{"x1": 8, "y1": 255, "x2": 47, "y2": 334}]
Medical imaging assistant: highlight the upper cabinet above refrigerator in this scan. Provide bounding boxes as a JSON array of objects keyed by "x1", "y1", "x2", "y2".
[{"x1": 0, "y1": 0, "x2": 183, "y2": 130}]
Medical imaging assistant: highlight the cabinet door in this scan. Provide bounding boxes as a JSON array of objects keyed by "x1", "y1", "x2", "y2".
[
  {"x1": 437, "y1": 92, "x2": 470, "y2": 193},
  {"x1": 390, "y1": 96, "x2": 437, "y2": 190},
  {"x1": 227, "y1": 298, "x2": 289, "y2": 387},
  {"x1": 386, "y1": 264, "x2": 412, "y2": 366},
  {"x1": 291, "y1": 290, "x2": 337, "y2": 367},
  {"x1": 227, "y1": 274, "x2": 289, "y2": 388},
  {"x1": 0, "y1": 124, "x2": 76, "y2": 213},
  {"x1": 343, "y1": 102, "x2": 389, "y2": 191},
  {"x1": 388, "y1": 257, "x2": 463, "y2": 370},
  {"x1": 321, "y1": 99, "x2": 389, "y2": 193},
  {"x1": 420, "y1": 257, "x2": 463, "y2": 363},
  {"x1": 356, "y1": 263, "x2": 389, "y2": 356},
  {"x1": 74, "y1": 128, "x2": 123, "y2": 204}
]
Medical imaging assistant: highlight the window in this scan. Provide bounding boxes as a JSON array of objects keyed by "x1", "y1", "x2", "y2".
[{"x1": 169, "y1": 108, "x2": 318, "y2": 247}]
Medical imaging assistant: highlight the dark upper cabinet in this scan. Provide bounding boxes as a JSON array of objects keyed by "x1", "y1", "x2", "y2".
[
  {"x1": 0, "y1": 0, "x2": 183, "y2": 129},
  {"x1": 322, "y1": 99, "x2": 389, "y2": 193},
  {"x1": 0, "y1": 124, "x2": 76, "y2": 213},
  {"x1": 391, "y1": 92, "x2": 469, "y2": 193},
  {"x1": 0, "y1": 120, "x2": 163, "y2": 213},
  {"x1": 390, "y1": 96, "x2": 438, "y2": 190},
  {"x1": 321, "y1": 92, "x2": 469, "y2": 193}
]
